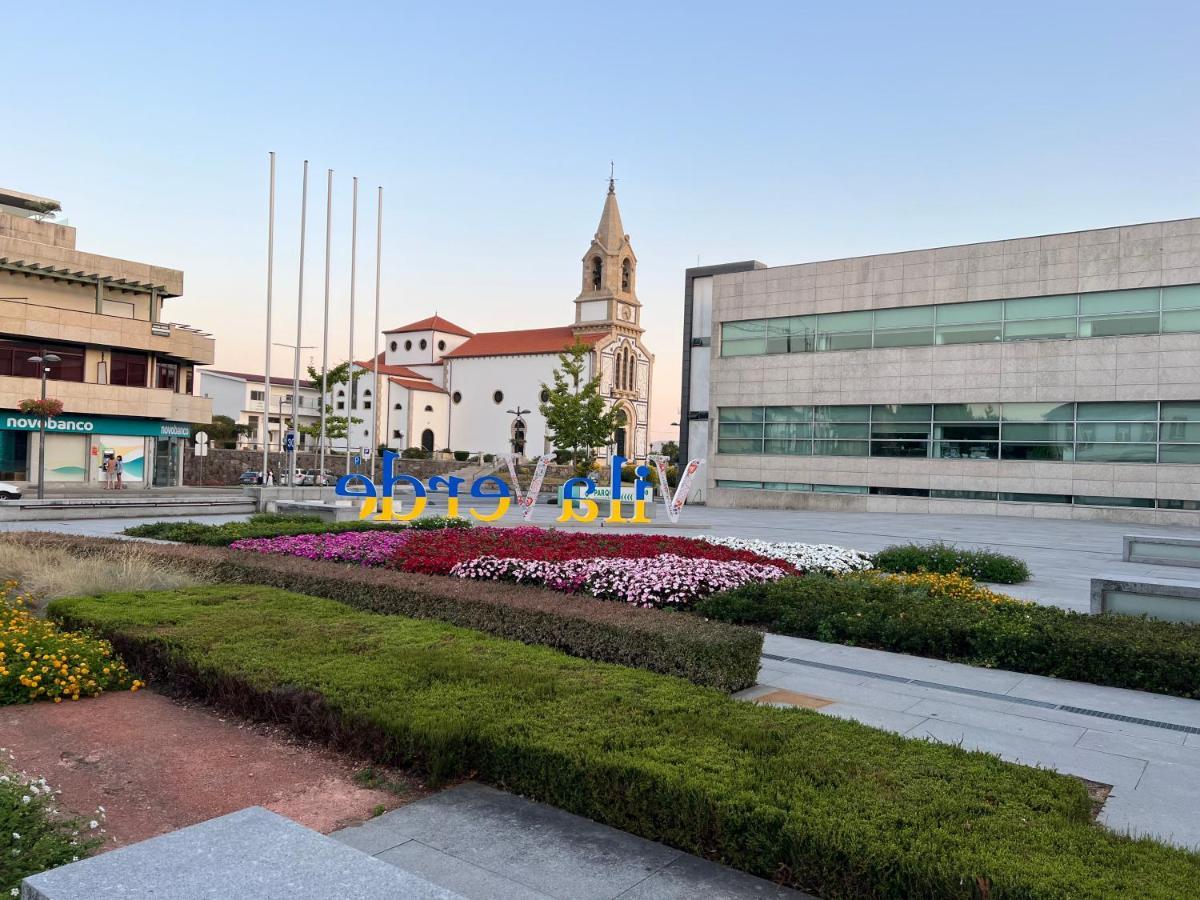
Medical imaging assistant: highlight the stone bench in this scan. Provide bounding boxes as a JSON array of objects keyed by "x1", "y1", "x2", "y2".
[
  {"x1": 1123, "y1": 534, "x2": 1200, "y2": 569},
  {"x1": 1091, "y1": 576, "x2": 1200, "y2": 625},
  {"x1": 22, "y1": 807, "x2": 465, "y2": 900}
]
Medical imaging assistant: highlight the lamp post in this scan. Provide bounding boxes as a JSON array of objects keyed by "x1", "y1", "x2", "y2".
[
  {"x1": 28, "y1": 352, "x2": 61, "y2": 500},
  {"x1": 505, "y1": 405, "x2": 530, "y2": 458}
]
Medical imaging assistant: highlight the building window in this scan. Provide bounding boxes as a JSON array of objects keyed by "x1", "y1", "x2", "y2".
[
  {"x1": 250, "y1": 389, "x2": 265, "y2": 402},
  {"x1": 419, "y1": 338, "x2": 428, "y2": 350},
  {"x1": 390, "y1": 340, "x2": 398, "y2": 351},
  {"x1": 0, "y1": 340, "x2": 85, "y2": 382},
  {"x1": 540, "y1": 388, "x2": 550, "y2": 403},
  {"x1": 424, "y1": 404, "x2": 433, "y2": 412},
  {"x1": 393, "y1": 429, "x2": 402, "y2": 439},
  {"x1": 493, "y1": 390, "x2": 503, "y2": 404},
  {"x1": 394, "y1": 402, "x2": 402, "y2": 410},
  {"x1": 337, "y1": 401, "x2": 345, "y2": 410},
  {"x1": 110, "y1": 351, "x2": 149, "y2": 387},
  {"x1": 452, "y1": 391, "x2": 462, "y2": 404},
  {"x1": 404, "y1": 340, "x2": 412, "y2": 351},
  {"x1": 156, "y1": 361, "x2": 179, "y2": 391},
  {"x1": 438, "y1": 339, "x2": 446, "y2": 351},
  {"x1": 590, "y1": 256, "x2": 603, "y2": 290},
  {"x1": 621, "y1": 258, "x2": 632, "y2": 292}
]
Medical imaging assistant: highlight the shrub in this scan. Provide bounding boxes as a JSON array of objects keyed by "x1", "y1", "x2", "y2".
[
  {"x1": 50, "y1": 585, "x2": 1200, "y2": 899},
  {"x1": 483, "y1": 453, "x2": 495, "y2": 463},
  {"x1": 0, "y1": 768, "x2": 99, "y2": 895},
  {"x1": 123, "y1": 515, "x2": 468, "y2": 546},
  {"x1": 401, "y1": 446, "x2": 431, "y2": 459},
  {"x1": 14, "y1": 535, "x2": 760, "y2": 692},
  {"x1": 701, "y1": 536, "x2": 874, "y2": 574},
  {"x1": 873, "y1": 541, "x2": 1030, "y2": 583},
  {"x1": 697, "y1": 572, "x2": 1200, "y2": 699},
  {"x1": 453, "y1": 450, "x2": 470, "y2": 462},
  {"x1": 0, "y1": 580, "x2": 142, "y2": 704}
]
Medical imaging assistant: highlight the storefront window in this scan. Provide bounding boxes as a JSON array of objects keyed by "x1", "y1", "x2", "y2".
[{"x1": 0, "y1": 432, "x2": 28, "y2": 480}]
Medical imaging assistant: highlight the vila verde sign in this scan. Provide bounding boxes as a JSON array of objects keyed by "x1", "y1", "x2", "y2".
[
  {"x1": 337, "y1": 450, "x2": 704, "y2": 524},
  {"x1": 1, "y1": 413, "x2": 190, "y2": 439}
]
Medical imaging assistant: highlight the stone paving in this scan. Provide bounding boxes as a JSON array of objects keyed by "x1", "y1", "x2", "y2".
[
  {"x1": 747, "y1": 633, "x2": 1200, "y2": 851},
  {"x1": 332, "y1": 782, "x2": 807, "y2": 899}
]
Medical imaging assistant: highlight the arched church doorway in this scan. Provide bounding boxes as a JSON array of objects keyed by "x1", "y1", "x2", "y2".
[
  {"x1": 614, "y1": 408, "x2": 628, "y2": 459},
  {"x1": 420, "y1": 429, "x2": 434, "y2": 453},
  {"x1": 511, "y1": 418, "x2": 527, "y2": 456}
]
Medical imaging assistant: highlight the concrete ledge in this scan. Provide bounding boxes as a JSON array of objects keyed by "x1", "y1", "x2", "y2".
[
  {"x1": 22, "y1": 806, "x2": 465, "y2": 900},
  {"x1": 1124, "y1": 534, "x2": 1200, "y2": 569},
  {"x1": 1091, "y1": 575, "x2": 1200, "y2": 624},
  {"x1": 0, "y1": 497, "x2": 255, "y2": 521},
  {"x1": 271, "y1": 500, "x2": 358, "y2": 523}
]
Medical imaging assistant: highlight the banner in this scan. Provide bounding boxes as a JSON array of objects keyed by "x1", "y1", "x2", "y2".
[
  {"x1": 498, "y1": 453, "x2": 556, "y2": 520},
  {"x1": 649, "y1": 455, "x2": 705, "y2": 523}
]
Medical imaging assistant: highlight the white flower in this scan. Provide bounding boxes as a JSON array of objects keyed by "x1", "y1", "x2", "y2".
[
  {"x1": 12, "y1": 887, "x2": 19, "y2": 896},
  {"x1": 88, "y1": 820, "x2": 99, "y2": 830},
  {"x1": 10, "y1": 833, "x2": 18, "y2": 841},
  {"x1": 20, "y1": 795, "x2": 30, "y2": 805}
]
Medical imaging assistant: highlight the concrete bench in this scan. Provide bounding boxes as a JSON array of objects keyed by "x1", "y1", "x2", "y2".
[
  {"x1": 1091, "y1": 576, "x2": 1200, "y2": 625},
  {"x1": 22, "y1": 806, "x2": 464, "y2": 900},
  {"x1": 270, "y1": 500, "x2": 358, "y2": 523},
  {"x1": 1123, "y1": 534, "x2": 1200, "y2": 569}
]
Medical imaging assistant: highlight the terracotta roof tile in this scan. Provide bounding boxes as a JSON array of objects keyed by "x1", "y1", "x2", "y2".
[
  {"x1": 443, "y1": 326, "x2": 603, "y2": 359},
  {"x1": 354, "y1": 354, "x2": 433, "y2": 380},
  {"x1": 203, "y1": 369, "x2": 317, "y2": 390},
  {"x1": 383, "y1": 315, "x2": 473, "y2": 337},
  {"x1": 388, "y1": 376, "x2": 447, "y2": 394}
]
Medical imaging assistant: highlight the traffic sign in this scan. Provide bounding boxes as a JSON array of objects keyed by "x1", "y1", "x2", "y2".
[
  {"x1": 361, "y1": 446, "x2": 372, "y2": 458},
  {"x1": 193, "y1": 431, "x2": 209, "y2": 457},
  {"x1": 284, "y1": 431, "x2": 296, "y2": 453}
]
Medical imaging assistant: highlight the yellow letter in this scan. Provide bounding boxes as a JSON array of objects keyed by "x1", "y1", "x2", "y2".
[
  {"x1": 469, "y1": 497, "x2": 510, "y2": 522},
  {"x1": 558, "y1": 498, "x2": 599, "y2": 523},
  {"x1": 393, "y1": 496, "x2": 426, "y2": 522}
]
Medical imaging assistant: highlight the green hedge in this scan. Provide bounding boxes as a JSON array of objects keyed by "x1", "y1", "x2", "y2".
[
  {"x1": 51, "y1": 585, "x2": 1200, "y2": 899},
  {"x1": 872, "y1": 542, "x2": 1030, "y2": 583},
  {"x1": 12, "y1": 534, "x2": 759, "y2": 692},
  {"x1": 697, "y1": 573, "x2": 1200, "y2": 699},
  {"x1": 123, "y1": 513, "x2": 468, "y2": 546}
]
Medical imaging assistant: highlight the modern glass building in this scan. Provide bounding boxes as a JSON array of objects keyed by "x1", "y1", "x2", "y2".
[{"x1": 679, "y1": 218, "x2": 1200, "y2": 523}]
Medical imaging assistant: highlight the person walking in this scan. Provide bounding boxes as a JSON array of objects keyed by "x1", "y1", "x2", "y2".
[
  {"x1": 101, "y1": 454, "x2": 115, "y2": 490},
  {"x1": 115, "y1": 455, "x2": 125, "y2": 490}
]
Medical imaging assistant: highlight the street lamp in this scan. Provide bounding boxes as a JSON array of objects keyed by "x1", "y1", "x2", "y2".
[
  {"x1": 506, "y1": 405, "x2": 530, "y2": 457},
  {"x1": 28, "y1": 352, "x2": 61, "y2": 500}
]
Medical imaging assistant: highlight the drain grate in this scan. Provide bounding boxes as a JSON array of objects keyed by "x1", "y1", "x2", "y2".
[{"x1": 764, "y1": 655, "x2": 1200, "y2": 736}]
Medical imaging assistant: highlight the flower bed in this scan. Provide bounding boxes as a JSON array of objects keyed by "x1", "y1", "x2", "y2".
[
  {"x1": 0, "y1": 764, "x2": 98, "y2": 895},
  {"x1": 699, "y1": 535, "x2": 873, "y2": 573},
  {"x1": 230, "y1": 531, "x2": 412, "y2": 565},
  {"x1": 123, "y1": 513, "x2": 468, "y2": 546}
]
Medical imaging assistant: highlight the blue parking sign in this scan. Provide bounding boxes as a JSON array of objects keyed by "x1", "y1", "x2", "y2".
[{"x1": 284, "y1": 431, "x2": 296, "y2": 452}]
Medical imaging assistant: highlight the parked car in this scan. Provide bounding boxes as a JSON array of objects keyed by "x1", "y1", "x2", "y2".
[
  {"x1": 237, "y1": 470, "x2": 261, "y2": 485},
  {"x1": 0, "y1": 482, "x2": 21, "y2": 500},
  {"x1": 299, "y1": 469, "x2": 333, "y2": 486}
]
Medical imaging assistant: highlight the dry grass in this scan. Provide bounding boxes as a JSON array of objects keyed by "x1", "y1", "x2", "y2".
[{"x1": 0, "y1": 537, "x2": 208, "y2": 609}]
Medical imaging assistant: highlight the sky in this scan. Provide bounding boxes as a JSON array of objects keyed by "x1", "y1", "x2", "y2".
[{"x1": 5, "y1": 1, "x2": 1200, "y2": 441}]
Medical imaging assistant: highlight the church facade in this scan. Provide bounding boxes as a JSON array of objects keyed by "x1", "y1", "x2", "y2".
[{"x1": 346, "y1": 181, "x2": 653, "y2": 461}]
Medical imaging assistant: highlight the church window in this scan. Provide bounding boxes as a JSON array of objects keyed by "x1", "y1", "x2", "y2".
[
  {"x1": 404, "y1": 340, "x2": 412, "y2": 351},
  {"x1": 614, "y1": 353, "x2": 623, "y2": 392},
  {"x1": 393, "y1": 429, "x2": 402, "y2": 439},
  {"x1": 438, "y1": 340, "x2": 446, "y2": 351},
  {"x1": 493, "y1": 390, "x2": 504, "y2": 404},
  {"x1": 621, "y1": 258, "x2": 631, "y2": 292},
  {"x1": 419, "y1": 339, "x2": 428, "y2": 350},
  {"x1": 452, "y1": 391, "x2": 462, "y2": 404},
  {"x1": 540, "y1": 388, "x2": 550, "y2": 403},
  {"x1": 424, "y1": 404, "x2": 433, "y2": 412},
  {"x1": 390, "y1": 341, "x2": 398, "y2": 352},
  {"x1": 590, "y1": 257, "x2": 603, "y2": 291}
]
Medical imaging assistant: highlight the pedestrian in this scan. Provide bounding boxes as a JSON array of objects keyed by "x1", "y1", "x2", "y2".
[
  {"x1": 266, "y1": 470, "x2": 275, "y2": 486},
  {"x1": 115, "y1": 455, "x2": 125, "y2": 490},
  {"x1": 101, "y1": 455, "x2": 115, "y2": 490}
]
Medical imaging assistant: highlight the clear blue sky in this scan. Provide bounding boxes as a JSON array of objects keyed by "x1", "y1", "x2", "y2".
[{"x1": 6, "y1": 1, "x2": 1199, "y2": 440}]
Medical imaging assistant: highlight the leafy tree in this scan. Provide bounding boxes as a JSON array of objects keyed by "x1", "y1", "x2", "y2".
[
  {"x1": 539, "y1": 342, "x2": 619, "y2": 477},
  {"x1": 659, "y1": 440, "x2": 679, "y2": 464},
  {"x1": 298, "y1": 360, "x2": 363, "y2": 443},
  {"x1": 192, "y1": 414, "x2": 247, "y2": 449}
]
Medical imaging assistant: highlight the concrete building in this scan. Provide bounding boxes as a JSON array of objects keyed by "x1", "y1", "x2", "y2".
[
  {"x1": 681, "y1": 218, "x2": 1200, "y2": 524},
  {"x1": 0, "y1": 188, "x2": 213, "y2": 487},
  {"x1": 197, "y1": 370, "x2": 321, "y2": 451}
]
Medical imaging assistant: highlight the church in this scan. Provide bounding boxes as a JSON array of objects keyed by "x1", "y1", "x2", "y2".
[{"x1": 346, "y1": 179, "x2": 653, "y2": 461}]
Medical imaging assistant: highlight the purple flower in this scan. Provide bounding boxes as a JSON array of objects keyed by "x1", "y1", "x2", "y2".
[{"x1": 230, "y1": 531, "x2": 411, "y2": 566}]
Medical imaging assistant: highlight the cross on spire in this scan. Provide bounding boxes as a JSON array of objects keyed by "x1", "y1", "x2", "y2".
[{"x1": 608, "y1": 161, "x2": 616, "y2": 194}]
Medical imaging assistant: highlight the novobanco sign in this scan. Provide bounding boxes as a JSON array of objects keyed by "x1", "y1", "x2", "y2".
[{"x1": 336, "y1": 450, "x2": 705, "y2": 524}]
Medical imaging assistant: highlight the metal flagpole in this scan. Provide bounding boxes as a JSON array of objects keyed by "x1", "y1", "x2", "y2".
[
  {"x1": 371, "y1": 185, "x2": 383, "y2": 482},
  {"x1": 262, "y1": 152, "x2": 276, "y2": 486},
  {"x1": 319, "y1": 168, "x2": 333, "y2": 482},
  {"x1": 290, "y1": 160, "x2": 309, "y2": 495},
  {"x1": 345, "y1": 177, "x2": 358, "y2": 477}
]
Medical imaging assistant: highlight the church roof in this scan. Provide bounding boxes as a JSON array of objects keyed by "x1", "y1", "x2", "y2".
[
  {"x1": 594, "y1": 179, "x2": 625, "y2": 251},
  {"x1": 354, "y1": 354, "x2": 436, "y2": 381},
  {"x1": 388, "y1": 376, "x2": 447, "y2": 394},
  {"x1": 442, "y1": 326, "x2": 603, "y2": 360},
  {"x1": 383, "y1": 315, "x2": 473, "y2": 337}
]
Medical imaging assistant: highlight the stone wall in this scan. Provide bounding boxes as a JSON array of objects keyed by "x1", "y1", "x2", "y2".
[{"x1": 183, "y1": 448, "x2": 471, "y2": 486}]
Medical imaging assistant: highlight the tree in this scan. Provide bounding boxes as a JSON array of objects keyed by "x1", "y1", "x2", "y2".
[
  {"x1": 659, "y1": 440, "x2": 679, "y2": 464},
  {"x1": 298, "y1": 361, "x2": 363, "y2": 444},
  {"x1": 192, "y1": 414, "x2": 247, "y2": 449},
  {"x1": 539, "y1": 341, "x2": 619, "y2": 477}
]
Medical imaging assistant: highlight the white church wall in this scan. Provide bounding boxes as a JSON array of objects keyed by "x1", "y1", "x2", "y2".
[
  {"x1": 384, "y1": 329, "x2": 469, "y2": 368},
  {"x1": 447, "y1": 354, "x2": 562, "y2": 456}
]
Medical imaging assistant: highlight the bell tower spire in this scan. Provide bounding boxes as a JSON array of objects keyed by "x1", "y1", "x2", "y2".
[{"x1": 574, "y1": 173, "x2": 640, "y2": 335}]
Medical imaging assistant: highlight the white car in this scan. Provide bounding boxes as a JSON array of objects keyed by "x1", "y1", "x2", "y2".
[{"x1": 0, "y1": 482, "x2": 21, "y2": 500}]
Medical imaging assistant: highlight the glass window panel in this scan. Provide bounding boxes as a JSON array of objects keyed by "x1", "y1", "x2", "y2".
[
  {"x1": 1074, "y1": 495, "x2": 1155, "y2": 508},
  {"x1": 1160, "y1": 498, "x2": 1200, "y2": 510},
  {"x1": 1004, "y1": 294, "x2": 1078, "y2": 319},
  {"x1": 874, "y1": 306, "x2": 934, "y2": 328},
  {"x1": 814, "y1": 423, "x2": 870, "y2": 439},
  {"x1": 812, "y1": 439, "x2": 869, "y2": 456},
  {"x1": 1079, "y1": 289, "x2": 1159, "y2": 315},
  {"x1": 1001, "y1": 402, "x2": 1074, "y2": 422},
  {"x1": 764, "y1": 406, "x2": 812, "y2": 423},
  {"x1": 935, "y1": 301, "x2": 1003, "y2": 324},
  {"x1": 872, "y1": 328, "x2": 934, "y2": 348},
  {"x1": 934, "y1": 441, "x2": 998, "y2": 460},
  {"x1": 1161, "y1": 309, "x2": 1200, "y2": 333},
  {"x1": 721, "y1": 338, "x2": 766, "y2": 357},
  {"x1": 765, "y1": 320, "x2": 791, "y2": 354},
  {"x1": 762, "y1": 482, "x2": 792, "y2": 491},
  {"x1": 1078, "y1": 313, "x2": 1160, "y2": 338},
  {"x1": 870, "y1": 441, "x2": 929, "y2": 458},
  {"x1": 1003, "y1": 317, "x2": 1077, "y2": 341},
  {"x1": 820, "y1": 331, "x2": 873, "y2": 351},
  {"x1": 718, "y1": 407, "x2": 764, "y2": 423},
  {"x1": 1000, "y1": 443, "x2": 1074, "y2": 461},
  {"x1": 716, "y1": 439, "x2": 760, "y2": 455},
  {"x1": 817, "y1": 310, "x2": 873, "y2": 332},
  {"x1": 765, "y1": 423, "x2": 813, "y2": 439},
  {"x1": 1158, "y1": 444, "x2": 1200, "y2": 464},
  {"x1": 872, "y1": 404, "x2": 932, "y2": 422},
  {"x1": 1162, "y1": 285, "x2": 1200, "y2": 310},
  {"x1": 786, "y1": 315, "x2": 818, "y2": 334},
  {"x1": 934, "y1": 423, "x2": 1000, "y2": 441},
  {"x1": 1076, "y1": 402, "x2": 1157, "y2": 421},
  {"x1": 813, "y1": 483, "x2": 868, "y2": 494},
  {"x1": 814, "y1": 405, "x2": 870, "y2": 423},
  {"x1": 787, "y1": 482, "x2": 814, "y2": 492},
  {"x1": 764, "y1": 440, "x2": 811, "y2": 455},
  {"x1": 1074, "y1": 443, "x2": 1157, "y2": 463},
  {"x1": 932, "y1": 489, "x2": 999, "y2": 501},
  {"x1": 1161, "y1": 422, "x2": 1200, "y2": 442},
  {"x1": 1075, "y1": 422, "x2": 1157, "y2": 443},
  {"x1": 935, "y1": 322, "x2": 1002, "y2": 345},
  {"x1": 723, "y1": 320, "x2": 767, "y2": 339},
  {"x1": 1161, "y1": 401, "x2": 1200, "y2": 422},
  {"x1": 788, "y1": 333, "x2": 817, "y2": 353},
  {"x1": 934, "y1": 403, "x2": 1000, "y2": 422},
  {"x1": 716, "y1": 480, "x2": 762, "y2": 489},
  {"x1": 872, "y1": 423, "x2": 932, "y2": 438},
  {"x1": 1000, "y1": 492, "x2": 1071, "y2": 504},
  {"x1": 870, "y1": 486, "x2": 931, "y2": 497},
  {"x1": 1002, "y1": 422, "x2": 1075, "y2": 441},
  {"x1": 718, "y1": 423, "x2": 763, "y2": 439}
]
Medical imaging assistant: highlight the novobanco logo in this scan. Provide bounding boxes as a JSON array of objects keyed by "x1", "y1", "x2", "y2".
[{"x1": 335, "y1": 450, "x2": 704, "y2": 524}]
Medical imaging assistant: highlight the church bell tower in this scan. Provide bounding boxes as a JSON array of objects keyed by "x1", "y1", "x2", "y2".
[{"x1": 573, "y1": 176, "x2": 642, "y2": 336}]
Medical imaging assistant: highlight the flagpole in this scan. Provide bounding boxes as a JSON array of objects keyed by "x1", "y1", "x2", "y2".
[
  {"x1": 261, "y1": 152, "x2": 276, "y2": 487},
  {"x1": 319, "y1": 168, "x2": 333, "y2": 481},
  {"x1": 371, "y1": 185, "x2": 383, "y2": 483},
  {"x1": 290, "y1": 159, "x2": 309, "y2": 494},
  {"x1": 345, "y1": 176, "x2": 358, "y2": 476}
]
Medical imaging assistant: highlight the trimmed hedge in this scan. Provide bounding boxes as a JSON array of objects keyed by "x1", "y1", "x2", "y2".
[
  {"x1": 122, "y1": 513, "x2": 469, "y2": 546},
  {"x1": 697, "y1": 573, "x2": 1200, "y2": 699},
  {"x1": 51, "y1": 585, "x2": 1200, "y2": 899},
  {"x1": 11, "y1": 534, "x2": 759, "y2": 692},
  {"x1": 872, "y1": 541, "x2": 1030, "y2": 583}
]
